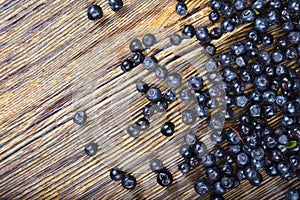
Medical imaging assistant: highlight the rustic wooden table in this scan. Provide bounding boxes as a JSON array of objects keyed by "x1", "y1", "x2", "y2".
[{"x1": 0, "y1": 0, "x2": 299, "y2": 199}]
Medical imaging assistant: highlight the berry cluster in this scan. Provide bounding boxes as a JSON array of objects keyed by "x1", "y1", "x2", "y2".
[{"x1": 87, "y1": 0, "x2": 124, "y2": 21}]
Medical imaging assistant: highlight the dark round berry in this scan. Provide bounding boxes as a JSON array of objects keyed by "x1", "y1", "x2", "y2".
[
  {"x1": 178, "y1": 162, "x2": 191, "y2": 174},
  {"x1": 194, "y1": 178, "x2": 211, "y2": 195},
  {"x1": 255, "y1": 17, "x2": 269, "y2": 33},
  {"x1": 196, "y1": 27, "x2": 209, "y2": 41},
  {"x1": 204, "y1": 43, "x2": 216, "y2": 56},
  {"x1": 286, "y1": 188, "x2": 300, "y2": 200},
  {"x1": 129, "y1": 39, "x2": 143, "y2": 52},
  {"x1": 182, "y1": 25, "x2": 196, "y2": 39},
  {"x1": 121, "y1": 59, "x2": 134, "y2": 72},
  {"x1": 142, "y1": 33, "x2": 156, "y2": 48},
  {"x1": 288, "y1": 31, "x2": 300, "y2": 45},
  {"x1": 157, "y1": 170, "x2": 173, "y2": 187},
  {"x1": 164, "y1": 89, "x2": 177, "y2": 103},
  {"x1": 110, "y1": 168, "x2": 124, "y2": 181},
  {"x1": 221, "y1": 3, "x2": 235, "y2": 18},
  {"x1": 143, "y1": 104, "x2": 156, "y2": 119},
  {"x1": 108, "y1": 0, "x2": 123, "y2": 11},
  {"x1": 188, "y1": 76, "x2": 203, "y2": 90},
  {"x1": 261, "y1": 33, "x2": 274, "y2": 47},
  {"x1": 219, "y1": 52, "x2": 233, "y2": 67},
  {"x1": 201, "y1": 153, "x2": 216, "y2": 167},
  {"x1": 234, "y1": 0, "x2": 247, "y2": 10},
  {"x1": 84, "y1": 142, "x2": 98, "y2": 156},
  {"x1": 122, "y1": 174, "x2": 137, "y2": 190},
  {"x1": 206, "y1": 167, "x2": 221, "y2": 182},
  {"x1": 221, "y1": 176, "x2": 235, "y2": 189},
  {"x1": 131, "y1": 50, "x2": 145, "y2": 65},
  {"x1": 170, "y1": 34, "x2": 182, "y2": 46},
  {"x1": 161, "y1": 121, "x2": 175, "y2": 137},
  {"x1": 213, "y1": 182, "x2": 226, "y2": 195},
  {"x1": 241, "y1": 9, "x2": 256, "y2": 23},
  {"x1": 176, "y1": 1, "x2": 188, "y2": 16},
  {"x1": 267, "y1": 9, "x2": 280, "y2": 25},
  {"x1": 136, "y1": 81, "x2": 149, "y2": 93},
  {"x1": 271, "y1": 50, "x2": 285, "y2": 63},
  {"x1": 146, "y1": 87, "x2": 162, "y2": 102},
  {"x1": 73, "y1": 111, "x2": 87, "y2": 125},
  {"x1": 209, "y1": 10, "x2": 220, "y2": 23},
  {"x1": 150, "y1": 158, "x2": 164, "y2": 172},
  {"x1": 135, "y1": 117, "x2": 150, "y2": 131},
  {"x1": 249, "y1": 173, "x2": 263, "y2": 186},
  {"x1": 252, "y1": 0, "x2": 267, "y2": 12},
  {"x1": 210, "y1": 0, "x2": 222, "y2": 11},
  {"x1": 210, "y1": 27, "x2": 223, "y2": 40},
  {"x1": 87, "y1": 5, "x2": 103, "y2": 20}
]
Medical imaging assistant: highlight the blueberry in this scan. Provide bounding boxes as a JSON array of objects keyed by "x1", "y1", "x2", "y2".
[
  {"x1": 204, "y1": 44, "x2": 216, "y2": 56},
  {"x1": 231, "y1": 42, "x2": 246, "y2": 56},
  {"x1": 164, "y1": 89, "x2": 177, "y2": 103},
  {"x1": 213, "y1": 182, "x2": 226, "y2": 195},
  {"x1": 121, "y1": 59, "x2": 135, "y2": 72},
  {"x1": 176, "y1": 1, "x2": 188, "y2": 16},
  {"x1": 249, "y1": 173, "x2": 262, "y2": 186},
  {"x1": 269, "y1": 0, "x2": 282, "y2": 9},
  {"x1": 196, "y1": 27, "x2": 210, "y2": 41},
  {"x1": 255, "y1": 17, "x2": 269, "y2": 33},
  {"x1": 286, "y1": 47, "x2": 298, "y2": 60},
  {"x1": 122, "y1": 174, "x2": 137, "y2": 190},
  {"x1": 261, "y1": 33, "x2": 274, "y2": 47},
  {"x1": 220, "y1": 164, "x2": 234, "y2": 176},
  {"x1": 194, "y1": 142, "x2": 207, "y2": 158},
  {"x1": 110, "y1": 168, "x2": 125, "y2": 181},
  {"x1": 126, "y1": 124, "x2": 140, "y2": 137},
  {"x1": 188, "y1": 76, "x2": 203, "y2": 90},
  {"x1": 150, "y1": 158, "x2": 164, "y2": 172},
  {"x1": 87, "y1": 5, "x2": 103, "y2": 20},
  {"x1": 166, "y1": 73, "x2": 182, "y2": 88},
  {"x1": 288, "y1": 31, "x2": 300, "y2": 45},
  {"x1": 288, "y1": 0, "x2": 300, "y2": 13},
  {"x1": 209, "y1": 10, "x2": 220, "y2": 23},
  {"x1": 84, "y1": 142, "x2": 98, "y2": 156},
  {"x1": 219, "y1": 52, "x2": 234, "y2": 67},
  {"x1": 182, "y1": 25, "x2": 196, "y2": 39},
  {"x1": 210, "y1": 27, "x2": 223, "y2": 39},
  {"x1": 267, "y1": 9, "x2": 280, "y2": 25},
  {"x1": 271, "y1": 50, "x2": 285, "y2": 63},
  {"x1": 234, "y1": 0, "x2": 247, "y2": 10},
  {"x1": 210, "y1": 0, "x2": 222, "y2": 11},
  {"x1": 234, "y1": 94, "x2": 249, "y2": 108},
  {"x1": 73, "y1": 111, "x2": 87, "y2": 125},
  {"x1": 251, "y1": 62, "x2": 264, "y2": 74},
  {"x1": 282, "y1": 21, "x2": 294, "y2": 32},
  {"x1": 157, "y1": 170, "x2": 173, "y2": 187},
  {"x1": 108, "y1": 0, "x2": 123, "y2": 11},
  {"x1": 255, "y1": 75, "x2": 269, "y2": 91},
  {"x1": 258, "y1": 51, "x2": 271, "y2": 64},
  {"x1": 143, "y1": 104, "x2": 156, "y2": 119},
  {"x1": 221, "y1": 3, "x2": 236, "y2": 18},
  {"x1": 129, "y1": 39, "x2": 143, "y2": 52},
  {"x1": 201, "y1": 153, "x2": 216, "y2": 167},
  {"x1": 142, "y1": 33, "x2": 156, "y2": 48},
  {"x1": 155, "y1": 66, "x2": 168, "y2": 79},
  {"x1": 146, "y1": 87, "x2": 162, "y2": 102},
  {"x1": 136, "y1": 81, "x2": 149, "y2": 93},
  {"x1": 135, "y1": 117, "x2": 150, "y2": 131},
  {"x1": 194, "y1": 178, "x2": 211, "y2": 195},
  {"x1": 240, "y1": 69, "x2": 254, "y2": 83},
  {"x1": 252, "y1": 0, "x2": 267, "y2": 12},
  {"x1": 178, "y1": 162, "x2": 191, "y2": 174},
  {"x1": 131, "y1": 50, "x2": 145, "y2": 64},
  {"x1": 221, "y1": 176, "x2": 235, "y2": 189},
  {"x1": 241, "y1": 9, "x2": 256, "y2": 23},
  {"x1": 161, "y1": 121, "x2": 175, "y2": 137},
  {"x1": 170, "y1": 34, "x2": 182, "y2": 46},
  {"x1": 221, "y1": 19, "x2": 234, "y2": 33},
  {"x1": 286, "y1": 188, "x2": 300, "y2": 200},
  {"x1": 206, "y1": 167, "x2": 221, "y2": 182}
]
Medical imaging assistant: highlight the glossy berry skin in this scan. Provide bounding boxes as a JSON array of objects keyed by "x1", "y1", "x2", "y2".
[
  {"x1": 272, "y1": 50, "x2": 285, "y2": 63},
  {"x1": 252, "y1": 0, "x2": 267, "y2": 12},
  {"x1": 241, "y1": 9, "x2": 256, "y2": 23},
  {"x1": 131, "y1": 51, "x2": 145, "y2": 65},
  {"x1": 255, "y1": 17, "x2": 269, "y2": 33},
  {"x1": 221, "y1": 164, "x2": 233, "y2": 176},
  {"x1": 121, "y1": 59, "x2": 135, "y2": 72},
  {"x1": 143, "y1": 104, "x2": 156, "y2": 119},
  {"x1": 201, "y1": 154, "x2": 216, "y2": 167},
  {"x1": 155, "y1": 99, "x2": 169, "y2": 112},
  {"x1": 223, "y1": 67, "x2": 238, "y2": 82},
  {"x1": 142, "y1": 34, "x2": 156, "y2": 48},
  {"x1": 108, "y1": 0, "x2": 123, "y2": 11},
  {"x1": 234, "y1": 0, "x2": 247, "y2": 10},
  {"x1": 157, "y1": 170, "x2": 173, "y2": 187},
  {"x1": 129, "y1": 39, "x2": 143, "y2": 52},
  {"x1": 209, "y1": 10, "x2": 220, "y2": 23},
  {"x1": 146, "y1": 87, "x2": 162, "y2": 102},
  {"x1": 204, "y1": 43, "x2": 216, "y2": 56},
  {"x1": 221, "y1": 19, "x2": 234, "y2": 33},
  {"x1": 234, "y1": 94, "x2": 249, "y2": 108},
  {"x1": 136, "y1": 81, "x2": 149, "y2": 93},
  {"x1": 210, "y1": 27, "x2": 223, "y2": 40},
  {"x1": 150, "y1": 158, "x2": 164, "y2": 172},
  {"x1": 249, "y1": 173, "x2": 263, "y2": 186},
  {"x1": 164, "y1": 89, "x2": 177, "y2": 103},
  {"x1": 161, "y1": 121, "x2": 175, "y2": 136},
  {"x1": 136, "y1": 117, "x2": 150, "y2": 131},
  {"x1": 122, "y1": 174, "x2": 137, "y2": 190},
  {"x1": 194, "y1": 142, "x2": 207, "y2": 158},
  {"x1": 288, "y1": 31, "x2": 300, "y2": 45},
  {"x1": 110, "y1": 168, "x2": 124, "y2": 181},
  {"x1": 221, "y1": 3, "x2": 235, "y2": 18},
  {"x1": 176, "y1": 1, "x2": 188, "y2": 16},
  {"x1": 206, "y1": 167, "x2": 221, "y2": 182},
  {"x1": 170, "y1": 34, "x2": 182, "y2": 46},
  {"x1": 188, "y1": 76, "x2": 203, "y2": 90},
  {"x1": 210, "y1": 0, "x2": 222, "y2": 11},
  {"x1": 126, "y1": 124, "x2": 140, "y2": 137},
  {"x1": 221, "y1": 176, "x2": 235, "y2": 189},
  {"x1": 196, "y1": 27, "x2": 209, "y2": 41},
  {"x1": 84, "y1": 142, "x2": 98, "y2": 156},
  {"x1": 231, "y1": 42, "x2": 246, "y2": 56},
  {"x1": 182, "y1": 25, "x2": 196, "y2": 39},
  {"x1": 178, "y1": 162, "x2": 191, "y2": 174},
  {"x1": 286, "y1": 188, "x2": 300, "y2": 200},
  {"x1": 87, "y1": 5, "x2": 103, "y2": 20},
  {"x1": 261, "y1": 33, "x2": 274, "y2": 47},
  {"x1": 194, "y1": 178, "x2": 211, "y2": 195},
  {"x1": 73, "y1": 111, "x2": 87, "y2": 125},
  {"x1": 213, "y1": 182, "x2": 226, "y2": 195},
  {"x1": 219, "y1": 52, "x2": 233, "y2": 67}
]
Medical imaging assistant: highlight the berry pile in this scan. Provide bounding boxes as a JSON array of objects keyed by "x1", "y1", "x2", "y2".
[{"x1": 79, "y1": 0, "x2": 300, "y2": 198}]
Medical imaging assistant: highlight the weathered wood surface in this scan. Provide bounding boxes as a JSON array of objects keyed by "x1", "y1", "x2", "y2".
[{"x1": 0, "y1": 0, "x2": 299, "y2": 199}]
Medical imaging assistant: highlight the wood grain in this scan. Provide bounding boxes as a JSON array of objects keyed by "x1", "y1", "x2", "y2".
[{"x1": 0, "y1": 0, "x2": 299, "y2": 199}]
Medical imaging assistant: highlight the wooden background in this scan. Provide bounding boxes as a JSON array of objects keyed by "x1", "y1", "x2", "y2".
[{"x1": 0, "y1": 0, "x2": 299, "y2": 199}]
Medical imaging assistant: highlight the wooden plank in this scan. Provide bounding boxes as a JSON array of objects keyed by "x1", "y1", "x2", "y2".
[{"x1": 0, "y1": 0, "x2": 299, "y2": 199}]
